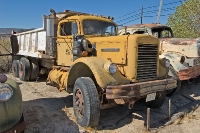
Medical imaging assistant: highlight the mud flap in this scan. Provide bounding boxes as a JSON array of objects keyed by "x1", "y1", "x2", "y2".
[{"x1": 10, "y1": 35, "x2": 19, "y2": 55}]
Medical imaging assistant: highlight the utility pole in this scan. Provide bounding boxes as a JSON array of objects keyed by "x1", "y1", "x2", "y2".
[
  {"x1": 156, "y1": 0, "x2": 163, "y2": 24},
  {"x1": 140, "y1": 6, "x2": 143, "y2": 24}
]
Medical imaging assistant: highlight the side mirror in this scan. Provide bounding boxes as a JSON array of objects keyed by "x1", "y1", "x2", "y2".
[{"x1": 0, "y1": 74, "x2": 7, "y2": 83}]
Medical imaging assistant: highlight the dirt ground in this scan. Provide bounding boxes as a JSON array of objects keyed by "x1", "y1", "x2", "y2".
[{"x1": 6, "y1": 73, "x2": 200, "y2": 133}]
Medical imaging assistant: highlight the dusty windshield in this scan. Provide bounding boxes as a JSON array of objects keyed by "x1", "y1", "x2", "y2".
[
  {"x1": 83, "y1": 19, "x2": 117, "y2": 36},
  {"x1": 151, "y1": 27, "x2": 173, "y2": 38}
]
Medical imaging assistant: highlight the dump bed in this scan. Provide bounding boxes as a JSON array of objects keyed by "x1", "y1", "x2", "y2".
[{"x1": 15, "y1": 16, "x2": 55, "y2": 58}]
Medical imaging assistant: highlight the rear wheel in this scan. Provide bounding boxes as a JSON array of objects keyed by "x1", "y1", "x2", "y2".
[
  {"x1": 29, "y1": 58, "x2": 39, "y2": 81},
  {"x1": 73, "y1": 77, "x2": 100, "y2": 127},
  {"x1": 18, "y1": 57, "x2": 31, "y2": 81},
  {"x1": 145, "y1": 91, "x2": 166, "y2": 108},
  {"x1": 167, "y1": 65, "x2": 181, "y2": 97},
  {"x1": 12, "y1": 60, "x2": 19, "y2": 78}
]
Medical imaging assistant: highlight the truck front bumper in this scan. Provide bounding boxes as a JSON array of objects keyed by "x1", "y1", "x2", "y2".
[
  {"x1": 178, "y1": 65, "x2": 200, "y2": 80},
  {"x1": 106, "y1": 77, "x2": 177, "y2": 99},
  {"x1": 2, "y1": 114, "x2": 26, "y2": 133}
]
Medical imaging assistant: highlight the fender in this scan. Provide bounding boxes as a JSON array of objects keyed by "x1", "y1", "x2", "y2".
[
  {"x1": 0, "y1": 78, "x2": 22, "y2": 132},
  {"x1": 66, "y1": 57, "x2": 130, "y2": 92},
  {"x1": 160, "y1": 52, "x2": 189, "y2": 73}
]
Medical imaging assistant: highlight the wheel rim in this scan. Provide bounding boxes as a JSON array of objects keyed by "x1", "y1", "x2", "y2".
[
  {"x1": 19, "y1": 62, "x2": 23, "y2": 77},
  {"x1": 74, "y1": 88, "x2": 84, "y2": 119}
]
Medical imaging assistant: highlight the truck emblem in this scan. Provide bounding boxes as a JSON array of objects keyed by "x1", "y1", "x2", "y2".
[{"x1": 101, "y1": 48, "x2": 120, "y2": 52}]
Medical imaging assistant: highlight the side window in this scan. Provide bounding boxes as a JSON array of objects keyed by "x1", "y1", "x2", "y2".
[
  {"x1": 105, "y1": 26, "x2": 116, "y2": 35},
  {"x1": 153, "y1": 32, "x2": 159, "y2": 37},
  {"x1": 60, "y1": 22, "x2": 78, "y2": 36},
  {"x1": 161, "y1": 30, "x2": 172, "y2": 38}
]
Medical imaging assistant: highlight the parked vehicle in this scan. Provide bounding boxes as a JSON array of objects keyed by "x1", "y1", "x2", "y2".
[
  {"x1": 0, "y1": 74, "x2": 26, "y2": 133},
  {"x1": 118, "y1": 23, "x2": 200, "y2": 96},
  {"x1": 8, "y1": 9, "x2": 176, "y2": 127}
]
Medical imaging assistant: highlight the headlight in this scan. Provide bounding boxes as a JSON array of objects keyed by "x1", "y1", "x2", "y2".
[
  {"x1": 0, "y1": 84, "x2": 13, "y2": 102},
  {"x1": 108, "y1": 63, "x2": 117, "y2": 74},
  {"x1": 165, "y1": 59, "x2": 170, "y2": 67}
]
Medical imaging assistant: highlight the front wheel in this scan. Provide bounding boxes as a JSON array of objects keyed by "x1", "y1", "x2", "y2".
[
  {"x1": 145, "y1": 91, "x2": 166, "y2": 108},
  {"x1": 73, "y1": 77, "x2": 100, "y2": 127}
]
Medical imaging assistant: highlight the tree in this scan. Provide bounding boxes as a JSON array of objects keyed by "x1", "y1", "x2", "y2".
[{"x1": 167, "y1": 0, "x2": 200, "y2": 38}]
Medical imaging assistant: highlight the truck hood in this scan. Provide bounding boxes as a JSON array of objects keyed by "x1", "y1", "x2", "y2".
[
  {"x1": 87, "y1": 34, "x2": 159, "y2": 64},
  {"x1": 160, "y1": 37, "x2": 200, "y2": 57},
  {"x1": 86, "y1": 35, "x2": 129, "y2": 64}
]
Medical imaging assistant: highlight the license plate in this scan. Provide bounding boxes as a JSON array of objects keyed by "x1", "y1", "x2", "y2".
[{"x1": 146, "y1": 93, "x2": 156, "y2": 102}]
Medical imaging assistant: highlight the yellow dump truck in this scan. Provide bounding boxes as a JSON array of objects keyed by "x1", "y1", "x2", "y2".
[
  {"x1": 118, "y1": 23, "x2": 200, "y2": 96},
  {"x1": 9, "y1": 9, "x2": 176, "y2": 127}
]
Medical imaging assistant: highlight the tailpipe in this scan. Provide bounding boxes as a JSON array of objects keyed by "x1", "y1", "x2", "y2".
[{"x1": 50, "y1": 8, "x2": 56, "y2": 19}]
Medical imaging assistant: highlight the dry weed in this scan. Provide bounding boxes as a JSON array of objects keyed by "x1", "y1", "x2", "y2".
[{"x1": 0, "y1": 37, "x2": 12, "y2": 73}]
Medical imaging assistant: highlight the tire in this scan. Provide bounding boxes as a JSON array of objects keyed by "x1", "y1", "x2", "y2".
[
  {"x1": 73, "y1": 77, "x2": 100, "y2": 127},
  {"x1": 29, "y1": 58, "x2": 39, "y2": 81},
  {"x1": 166, "y1": 65, "x2": 181, "y2": 97},
  {"x1": 12, "y1": 60, "x2": 19, "y2": 78},
  {"x1": 145, "y1": 91, "x2": 166, "y2": 108},
  {"x1": 18, "y1": 57, "x2": 31, "y2": 81},
  {"x1": 195, "y1": 75, "x2": 200, "y2": 83}
]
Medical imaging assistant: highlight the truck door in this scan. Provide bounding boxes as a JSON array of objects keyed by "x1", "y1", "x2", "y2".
[{"x1": 57, "y1": 20, "x2": 79, "y2": 66}]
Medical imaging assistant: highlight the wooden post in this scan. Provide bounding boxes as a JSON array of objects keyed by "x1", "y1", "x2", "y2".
[
  {"x1": 169, "y1": 99, "x2": 171, "y2": 120},
  {"x1": 147, "y1": 108, "x2": 150, "y2": 130}
]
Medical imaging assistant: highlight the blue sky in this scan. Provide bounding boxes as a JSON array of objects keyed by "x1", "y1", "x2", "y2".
[{"x1": 0, "y1": 0, "x2": 182, "y2": 28}]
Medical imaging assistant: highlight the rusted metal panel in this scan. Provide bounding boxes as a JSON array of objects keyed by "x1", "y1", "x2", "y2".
[
  {"x1": 160, "y1": 38, "x2": 199, "y2": 58},
  {"x1": 106, "y1": 77, "x2": 177, "y2": 99},
  {"x1": 178, "y1": 65, "x2": 200, "y2": 80},
  {"x1": 37, "y1": 31, "x2": 46, "y2": 51},
  {"x1": 14, "y1": 16, "x2": 52, "y2": 58},
  {"x1": 31, "y1": 32, "x2": 36, "y2": 52},
  {"x1": 16, "y1": 29, "x2": 48, "y2": 58}
]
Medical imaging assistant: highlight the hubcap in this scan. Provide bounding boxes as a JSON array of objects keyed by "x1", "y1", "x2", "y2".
[{"x1": 74, "y1": 88, "x2": 84, "y2": 118}]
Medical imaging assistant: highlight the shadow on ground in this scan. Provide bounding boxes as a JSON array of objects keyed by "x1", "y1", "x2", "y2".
[
  {"x1": 20, "y1": 78, "x2": 200, "y2": 132},
  {"x1": 96, "y1": 80, "x2": 200, "y2": 131},
  {"x1": 23, "y1": 96, "x2": 80, "y2": 133}
]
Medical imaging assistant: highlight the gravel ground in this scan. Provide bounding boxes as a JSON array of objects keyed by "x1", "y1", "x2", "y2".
[{"x1": 6, "y1": 74, "x2": 200, "y2": 133}]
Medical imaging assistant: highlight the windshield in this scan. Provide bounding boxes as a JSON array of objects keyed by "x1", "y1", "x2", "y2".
[
  {"x1": 118, "y1": 27, "x2": 147, "y2": 35},
  {"x1": 83, "y1": 19, "x2": 117, "y2": 36},
  {"x1": 151, "y1": 27, "x2": 173, "y2": 38}
]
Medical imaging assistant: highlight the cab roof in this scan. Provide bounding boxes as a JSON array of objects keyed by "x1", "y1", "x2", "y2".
[
  {"x1": 120, "y1": 23, "x2": 170, "y2": 29},
  {"x1": 49, "y1": 9, "x2": 115, "y2": 23}
]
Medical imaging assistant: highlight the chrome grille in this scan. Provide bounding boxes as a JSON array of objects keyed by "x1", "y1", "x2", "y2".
[{"x1": 137, "y1": 44, "x2": 158, "y2": 80}]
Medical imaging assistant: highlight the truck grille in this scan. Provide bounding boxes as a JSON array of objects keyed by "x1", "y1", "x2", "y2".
[{"x1": 137, "y1": 44, "x2": 158, "y2": 80}]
